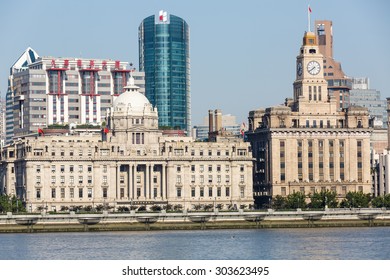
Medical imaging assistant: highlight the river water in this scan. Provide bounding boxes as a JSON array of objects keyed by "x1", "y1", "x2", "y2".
[{"x1": 1, "y1": 227, "x2": 389, "y2": 260}]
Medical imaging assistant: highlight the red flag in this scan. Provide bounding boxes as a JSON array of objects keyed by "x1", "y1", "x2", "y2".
[
  {"x1": 103, "y1": 127, "x2": 109, "y2": 134},
  {"x1": 38, "y1": 128, "x2": 44, "y2": 136},
  {"x1": 309, "y1": 6, "x2": 312, "y2": 13}
]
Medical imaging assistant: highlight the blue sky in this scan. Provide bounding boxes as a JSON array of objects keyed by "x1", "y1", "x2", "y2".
[{"x1": 0, "y1": 0, "x2": 389, "y2": 125}]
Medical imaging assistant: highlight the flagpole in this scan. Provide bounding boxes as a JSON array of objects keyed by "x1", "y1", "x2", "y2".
[{"x1": 308, "y1": 5, "x2": 311, "y2": 32}]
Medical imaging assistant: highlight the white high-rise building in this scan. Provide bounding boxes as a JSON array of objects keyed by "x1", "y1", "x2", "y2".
[{"x1": 6, "y1": 48, "x2": 144, "y2": 143}]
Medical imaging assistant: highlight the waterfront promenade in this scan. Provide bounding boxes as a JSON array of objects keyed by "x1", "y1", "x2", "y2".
[{"x1": 1, "y1": 208, "x2": 390, "y2": 233}]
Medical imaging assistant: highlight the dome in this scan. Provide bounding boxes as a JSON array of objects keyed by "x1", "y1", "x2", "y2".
[{"x1": 113, "y1": 76, "x2": 152, "y2": 113}]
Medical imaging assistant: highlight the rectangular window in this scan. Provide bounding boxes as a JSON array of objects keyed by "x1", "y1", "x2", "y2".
[
  {"x1": 70, "y1": 188, "x2": 74, "y2": 198},
  {"x1": 36, "y1": 189, "x2": 41, "y2": 199},
  {"x1": 88, "y1": 176, "x2": 92, "y2": 184},
  {"x1": 103, "y1": 188, "x2": 107, "y2": 198},
  {"x1": 88, "y1": 165, "x2": 92, "y2": 172},
  {"x1": 78, "y1": 176, "x2": 83, "y2": 184},
  {"x1": 88, "y1": 188, "x2": 93, "y2": 198},
  {"x1": 120, "y1": 176, "x2": 125, "y2": 184},
  {"x1": 240, "y1": 175, "x2": 244, "y2": 183},
  {"x1": 61, "y1": 188, "x2": 65, "y2": 199},
  {"x1": 217, "y1": 187, "x2": 221, "y2": 197},
  {"x1": 217, "y1": 175, "x2": 221, "y2": 183},
  {"x1": 78, "y1": 188, "x2": 83, "y2": 198},
  {"x1": 200, "y1": 165, "x2": 204, "y2": 172},
  {"x1": 191, "y1": 187, "x2": 195, "y2": 197},
  {"x1": 217, "y1": 165, "x2": 221, "y2": 172},
  {"x1": 240, "y1": 187, "x2": 245, "y2": 198},
  {"x1": 176, "y1": 175, "x2": 181, "y2": 183},
  {"x1": 36, "y1": 176, "x2": 41, "y2": 184},
  {"x1": 120, "y1": 188, "x2": 124, "y2": 199},
  {"x1": 208, "y1": 175, "x2": 213, "y2": 183},
  {"x1": 136, "y1": 176, "x2": 141, "y2": 183},
  {"x1": 191, "y1": 175, "x2": 195, "y2": 183},
  {"x1": 191, "y1": 165, "x2": 195, "y2": 172},
  {"x1": 240, "y1": 165, "x2": 245, "y2": 172},
  {"x1": 200, "y1": 187, "x2": 204, "y2": 197},
  {"x1": 51, "y1": 188, "x2": 56, "y2": 198},
  {"x1": 103, "y1": 176, "x2": 107, "y2": 184},
  {"x1": 103, "y1": 165, "x2": 107, "y2": 173},
  {"x1": 208, "y1": 187, "x2": 213, "y2": 197},
  {"x1": 51, "y1": 165, "x2": 56, "y2": 173},
  {"x1": 60, "y1": 176, "x2": 65, "y2": 183},
  {"x1": 208, "y1": 165, "x2": 212, "y2": 172},
  {"x1": 176, "y1": 188, "x2": 182, "y2": 198},
  {"x1": 225, "y1": 187, "x2": 230, "y2": 197},
  {"x1": 36, "y1": 165, "x2": 41, "y2": 173},
  {"x1": 69, "y1": 165, "x2": 74, "y2": 172},
  {"x1": 78, "y1": 165, "x2": 83, "y2": 172},
  {"x1": 177, "y1": 165, "x2": 181, "y2": 172},
  {"x1": 153, "y1": 188, "x2": 158, "y2": 198},
  {"x1": 225, "y1": 175, "x2": 230, "y2": 183},
  {"x1": 200, "y1": 175, "x2": 204, "y2": 184},
  {"x1": 51, "y1": 176, "x2": 56, "y2": 184}
]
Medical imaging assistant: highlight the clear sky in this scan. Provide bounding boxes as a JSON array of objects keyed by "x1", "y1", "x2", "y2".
[{"x1": 0, "y1": 0, "x2": 389, "y2": 126}]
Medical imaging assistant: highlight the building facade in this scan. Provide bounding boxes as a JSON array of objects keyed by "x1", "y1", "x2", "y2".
[
  {"x1": 139, "y1": 11, "x2": 191, "y2": 133},
  {"x1": 247, "y1": 30, "x2": 371, "y2": 206},
  {"x1": 6, "y1": 49, "x2": 144, "y2": 144},
  {"x1": 0, "y1": 77, "x2": 253, "y2": 212},
  {"x1": 315, "y1": 20, "x2": 351, "y2": 109}
]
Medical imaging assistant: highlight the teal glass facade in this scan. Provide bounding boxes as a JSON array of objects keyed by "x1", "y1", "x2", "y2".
[{"x1": 139, "y1": 14, "x2": 190, "y2": 132}]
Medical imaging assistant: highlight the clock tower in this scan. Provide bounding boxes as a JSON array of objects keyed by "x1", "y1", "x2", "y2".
[{"x1": 293, "y1": 31, "x2": 329, "y2": 109}]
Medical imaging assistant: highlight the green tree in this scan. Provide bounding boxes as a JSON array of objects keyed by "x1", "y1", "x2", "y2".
[
  {"x1": 371, "y1": 194, "x2": 390, "y2": 208},
  {"x1": 0, "y1": 194, "x2": 26, "y2": 213},
  {"x1": 286, "y1": 192, "x2": 307, "y2": 209},
  {"x1": 309, "y1": 190, "x2": 338, "y2": 209},
  {"x1": 340, "y1": 191, "x2": 371, "y2": 208},
  {"x1": 271, "y1": 195, "x2": 287, "y2": 210}
]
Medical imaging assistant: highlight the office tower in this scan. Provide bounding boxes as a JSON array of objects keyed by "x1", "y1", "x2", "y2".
[
  {"x1": 247, "y1": 29, "x2": 371, "y2": 207},
  {"x1": 6, "y1": 49, "x2": 144, "y2": 143},
  {"x1": 315, "y1": 20, "x2": 351, "y2": 109},
  {"x1": 139, "y1": 10, "x2": 190, "y2": 132},
  {"x1": 349, "y1": 77, "x2": 387, "y2": 128}
]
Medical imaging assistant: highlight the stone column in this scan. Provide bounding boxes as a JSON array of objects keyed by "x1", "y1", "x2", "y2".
[
  {"x1": 162, "y1": 163, "x2": 167, "y2": 199},
  {"x1": 145, "y1": 164, "x2": 150, "y2": 199}
]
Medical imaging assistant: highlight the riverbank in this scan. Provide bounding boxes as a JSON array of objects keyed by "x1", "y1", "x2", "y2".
[{"x1": 1, "y1": 208, "x2": 390, "y2": 233}]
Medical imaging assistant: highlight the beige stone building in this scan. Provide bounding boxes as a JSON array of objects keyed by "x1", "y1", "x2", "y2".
[
  {"x1": 0, "y1": 76, "x2": 253, "y2": 212},
  {"x1": 247, "y1": 31, "x2": 371, "y2": 205}
]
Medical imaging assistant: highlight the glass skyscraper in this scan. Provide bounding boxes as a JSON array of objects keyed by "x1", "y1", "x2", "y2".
[{"x1": 139, "y1": 11, "x2": 190, "y2": 132}]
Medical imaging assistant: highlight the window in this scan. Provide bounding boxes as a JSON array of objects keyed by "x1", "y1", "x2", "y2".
[
  {"x1": 70, "y1": 188, "x2": 74, "y2": 198},
  {"x1": 240, "y1": 165, "x2": 244, "y2": 172},
  {"x1": 200, "y1": 165, "x2": 204, "y2": 172},
  {"x1": 191, "y1": 150, "x2": 195, "y2": 156},
  {"x1": 103, "y1": 176, "x2": 107, "y2": 184},
  {"x1": 208, "y1": 150, "x2": 212, "y2": 156},
  {"x1": 70, "y1": 165, "x2": 74, "y2": 172},
  {"x1": 87, "y1": 165, "x2": 92, "y2": 172},
  {"x1": 208, "y1": 165, "x2": 212, "y2": 172},
  {"x1": 87, "y1": 188, "x2": 92, "y2": 198},
  {"x1": 225, "y1": 187, "x2": 230, "y2": 197},
  {"x1": 61, "y1": 188, "x2": 65, "y2": 199},
  {"x1": 51, "y1": 165, "x2": 56, "y2": 173},
  {"x1": 191, "y1": 187, "x2": 195, "y2": 197},
  {"x1": 136, "y1": 176, "x2": 141, "y2": 183},
  {"x1": 217, "y1": 187, "x2": 221, "y2": 197},
  {"x1": 103, "y1": 165, "x2": 107, "y2": 173},
  {"x1": 36, "y1": 165, "x2": 41, "y2": 173},
  {"x1": 191, "y1": 175, "x2": 195, "y2": 183},
  {"x1": 176, "y1": 188, "x2": 182, "y2": 198},
  {"x1": 225, "y1": 175, "x2": 230, "y2": 183},
  {"x1": 153, "y1": 176, "x2": 158, "y2": 184},
  {"x1": 78, "y1": 176, "x2": 83, "y2": 184},
  {"x1": 36, "y1": 189, "x2": 41, "y2": 199},
  {"x1": 208, "y1": 175, "x2": 213, "y2": 183},
  {"x1": 60, "y1": 176, "x2": 65, "y2": 184},
  {"x1": 79, "y1": 188, "x2": 83, "y2": 198},
  {"x1": 177, "y1": 165, "x2": 181, "y2": 172},
  {"x1": 51, "y1": 188, "x2": 56, "y2": 199},
  {"x1": 103, "y1": 188, "x2": 107, "y2": 198},
  {"x1": 153, "y1": 188, "x2": 158, "y2": 198},
  {"x1": 78, "y1": 165, "x2": 83, "y2": 172},
  {"x1": 51, "y1": 176, "x2": 56, "y2": 184},
  {"x1": 176, "y1": 175, "x2": 181, "y2": 184},
  {"x1": 217, "y1": 175, "x2": 221, "y2": 183},
  {"x1": 240, "y1": 175, "x2": 244, "y2": 183},
  {"x1": 36, "y1": 176, "x2": 41, "y2": 184},
  {"x1": 225, "y1": 165, "x2": 230, "y2": 172},
  {"x1": 120, "y1": 176, "x2": 125, "y2": 184},
  {"x1": 217, "y1": 165, "x2": 221, "y2": 172},
  {"x1": 200, "y1": 188, "x2": 204, "y2": 197},
  {"x1": 191, "y1": 165, "x2": 195, "y2": 172},
  {"x1": 240, "y1": 187, "x2": 245, "y2": 198},
  {"x1": 208, "y1": 187, "x2": 213, "y2": 197},
  {"x1": 200, "y1": 175, "x2": 204, "y2": 184},
  {"x1": 88, "y1": 176, "x2": 92, "y2": 184}
]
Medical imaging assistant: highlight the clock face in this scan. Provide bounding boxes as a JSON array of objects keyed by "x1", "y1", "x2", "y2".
[
  {"x1": 297, "y1": 62, "x2": 303, "y2": 76},
  {"x1": 307, "y1": 61, "x2": 320, "y2": 75}
]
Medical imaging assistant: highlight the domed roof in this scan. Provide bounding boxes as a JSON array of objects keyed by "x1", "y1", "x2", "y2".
[{"x1": 113, "y1": 76, "x2": 151, "y2": 113}]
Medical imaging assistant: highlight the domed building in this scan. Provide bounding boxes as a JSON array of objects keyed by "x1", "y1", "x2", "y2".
[{"x1": 0, "y1": 76, "x2": 254, "y2": 212}]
